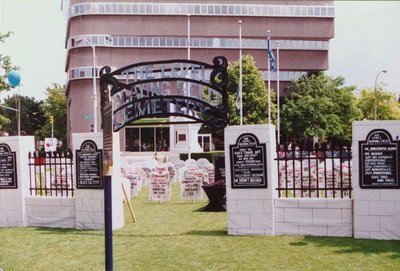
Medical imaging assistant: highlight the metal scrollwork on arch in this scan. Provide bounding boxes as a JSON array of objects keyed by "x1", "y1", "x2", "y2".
[{"x1": 99, "y1": 56, "x2": 229, "y2": 132}]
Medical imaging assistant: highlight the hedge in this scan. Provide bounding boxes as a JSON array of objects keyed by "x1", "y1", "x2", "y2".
[{"x1": 179, "y1": 151, "x2": 225, "y2": 165}]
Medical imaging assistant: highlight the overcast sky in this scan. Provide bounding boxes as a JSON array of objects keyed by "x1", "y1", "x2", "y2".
[
  {"x1": 327, "y1": 1, "x2": 400, "y2": 96},
  {"x1": 1, "y1": 0, "x2": 399, "y2": 100}
]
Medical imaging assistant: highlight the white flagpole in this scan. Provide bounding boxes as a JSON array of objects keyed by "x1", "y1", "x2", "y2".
[
  {"x1": 277, "y1": 40, "x2": 280, "y2": 145},
  {"x1": 267, "y1": 30, "x2": 271, "y2": 125},
  {"x1": 239, "y1": 20, "x2": 243, "y2": 126},
  {"x1": 187, "y1": 14, "x2": 192, "y2": 160},
  {"x1": 187, "y1": 14, "x2": 191, "y2": 61}
]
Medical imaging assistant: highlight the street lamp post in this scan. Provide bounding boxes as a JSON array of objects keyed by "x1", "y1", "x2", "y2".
[
  {"x1": 77, "y1": 37, "x2": 97, "y2": 132},
  {"x1": 374, "y1": 70, "x2": 388, "y2": 120}
]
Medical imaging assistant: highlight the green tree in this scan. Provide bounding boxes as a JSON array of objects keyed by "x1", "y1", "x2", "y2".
[
  {"x1": 0, "y1": 95, "x2": 46, "y2": 136},
  {"x1": 0, "y1": 32, "x2": 18, "y2": 91},
  {"x1": 200, "y1": 55, "x2": 276, "y2": 142},
  {"x1": 228, "y1": 55, "x2": 276, "y2": 125},
  {"x1": 356, "y1": 87, "x2": 400, "y2": 120},
  {"x1": 0, "y1": 32, "x2": 19, "y2": 129},
  {"x1": 281, "y1": 73, "x2": 361, "y2": 144},
  {"x1": 40, "y1": 84, "x2": 67, "y2": 145}
]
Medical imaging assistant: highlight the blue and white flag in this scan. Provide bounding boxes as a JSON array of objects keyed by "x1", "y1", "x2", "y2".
[
  {"x1": 267, "y1": 39, "x2": 276, "y2": 72},
  {"x1": 235, "y1": 83, "x2": 241, "y2": 110}
]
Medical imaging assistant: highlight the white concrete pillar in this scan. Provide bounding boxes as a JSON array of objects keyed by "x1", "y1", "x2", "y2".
[
  {"x1": 169, "y1": 123, "x2": 203, "y2": 161},
  {"x1": 0, "y1": 136, "x2": 35, "y2": 227},
  {"x1": 352, "y1": 120, "x2": 400, "y2": 240},
  {"x1": 72, "y1": 132, "x2": 124, "y2": 230},
  {"x1": 225, "y1": 125, "x2": 277, "y2": 235}
]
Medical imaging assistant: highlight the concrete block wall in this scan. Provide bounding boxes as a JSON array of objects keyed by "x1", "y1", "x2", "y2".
[
  {"x1": 73, "y1": 133, "x2": 105, "y2": 230},
  {"x1": 75, "y1": 189, "x2": 104, "y2": 229},
  {"x1": 352, "y1": 121, "x2": 400, "y2": 240},
  {"x1": 72, "y1": 132, "x2": 124, "y2": 230},
  {"x1": 225, "y1": 125, "x2": 277, "y2": 236},
  {"x1": 26, "y1": 197, "x2": 75, "y2": 228},
  {"x1": 0, "y1": 189, "x2": 24, "y2": 227},
  {"x1": 274, "y1": 199, "x2": 352, "y2": 237},
  {"x1": 0, "y1": 136, "x2": 35, "y2": 227},
  {"x1": 1, "y1": 134, "x2": 125, "y2": 230}
]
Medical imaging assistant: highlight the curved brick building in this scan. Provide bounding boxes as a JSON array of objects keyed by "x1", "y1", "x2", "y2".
[{"x1": 65, "y1": 0, "x2": 334, "y2": 158}]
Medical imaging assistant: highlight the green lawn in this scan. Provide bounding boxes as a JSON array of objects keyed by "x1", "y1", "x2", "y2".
[{"x1": 1, "y1": 184, "x2": 400, "y2": 271}]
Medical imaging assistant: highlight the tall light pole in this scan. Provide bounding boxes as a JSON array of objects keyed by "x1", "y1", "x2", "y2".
[
  {"x1": 374, "y1": 70, "x2": 388, "y2": 120},
  {"x1": 76, "y1": 37, "x2": 97, "y2": 132}
]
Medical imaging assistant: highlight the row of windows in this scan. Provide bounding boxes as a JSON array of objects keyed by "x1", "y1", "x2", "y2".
[
  {"x1": 68, "y1": 66, "x2": 103, "y2": 80},
  {"x1": 70, "y1": 2, "x2": 334, "y2": 18},
  {"x1": 67, "y1": 66, "x2": 306, "y2": 82},
  {"x1": 69, "y1": 35, "x2": 329, "y2": 51},
  {"x1": 125, "y1": 127, "x2": 170, "y2": 152}
]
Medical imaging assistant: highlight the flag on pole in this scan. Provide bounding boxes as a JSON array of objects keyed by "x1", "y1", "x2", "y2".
[
  {"x1": 267, "y1": 39, "x2": 276, "y2": 72},
  {"x1": 235, "y1": 83, "x2": 241, "y2": 110}
]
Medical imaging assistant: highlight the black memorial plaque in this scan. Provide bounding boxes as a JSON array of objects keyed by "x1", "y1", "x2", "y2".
[
  {"x1": 0, "y1": 143, "x2": 17, "y2": 189},
  {"x1": 359, "y1": 129, "x2": 399, "y2": 189},
  {"x1": 76, "y1": 140, "x2": 103, "y2": 189},
  {"x1": 229, "y1": 133, "x2": 267, "y2": 189}
]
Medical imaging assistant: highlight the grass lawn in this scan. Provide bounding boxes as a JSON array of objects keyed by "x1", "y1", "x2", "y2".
[{"x1": 1, "y1": 184, "x2": 400, "y2": 270}]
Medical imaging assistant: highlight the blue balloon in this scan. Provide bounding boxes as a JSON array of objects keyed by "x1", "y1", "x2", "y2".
[{"x1": 7, "y1": 70, "x2": 21, "y2": 87}]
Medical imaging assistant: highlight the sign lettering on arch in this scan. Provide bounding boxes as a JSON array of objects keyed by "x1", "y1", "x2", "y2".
[{"x1": 99, "y1": 57, "x2": 229, "y2": 131}]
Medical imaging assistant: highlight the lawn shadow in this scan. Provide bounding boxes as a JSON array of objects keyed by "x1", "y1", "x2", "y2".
[
  {"x1": 110, "y1": 230, "x2": 228, "y2": 238},
  {"x1": 34, "y1": 227, "x2": 102, "y2": 236},
  {"x1": 302, "y1": 236, "x2": 400, "y2": 259},
  {"x1": 193, "y1": 205, "x2": 227, "y2": 212},
  {"x1": 289, "y1": 241, "x2": 308, "y2": 246},
  {"x1": 34, "y1": 227, "x2": 186, "y2": 238},
  {"x1": 184, "y1": 229, "x2": 228, "y2": 236},
  {"x1": 145, "y1": 202, "x2": 206, "y2": 205}
]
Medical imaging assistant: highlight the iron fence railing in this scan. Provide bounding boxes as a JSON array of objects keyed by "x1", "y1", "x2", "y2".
[
  {"x1": 28, "y1": 150, "x2": 74, "y2": 197},
  {"x1": 276, "y1": 145, "x2": 352, "y2": 198}
]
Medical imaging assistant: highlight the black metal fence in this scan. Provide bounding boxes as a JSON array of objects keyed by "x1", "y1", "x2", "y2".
[
  {"x1": 276, "y1": 145, "x2": 352, "y2": 198},
  {"x1": 28, "y1": 150, "x2": 74, "y2": 197}
]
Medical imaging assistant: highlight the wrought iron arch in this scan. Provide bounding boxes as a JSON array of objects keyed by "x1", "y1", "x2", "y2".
[{"x1": 99, "y1": 56, "x2": 229, "y2": 131}]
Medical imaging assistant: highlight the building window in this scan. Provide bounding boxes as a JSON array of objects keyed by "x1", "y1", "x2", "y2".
[
  {"x1": 156, "y1": 127, "x2": 169, "y2": 151},
  {"x1": 125, "y1": 4, "x2": 131, "y2": 13},
  {"x1": 177, "y1": 133, "x2": 186, "y2": 143},
  {"x1": 141, "y1": 127, "x2": 154, "y2": 151},
  {"x1": 194, "y1": 5, "x2": 200, "y2": 14},
  {"x1": 69, "y1": 35, "x2": 329, "y2": 51},
  {"x1": 125, "y1": 127, "x2": 170, "y2": 152},
  {"x1": 198, "y1": 134, "x2": 212, "y2": 152},
  {"x1": 70, "y1": 3, "x2": 334, "y2": 18}
]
